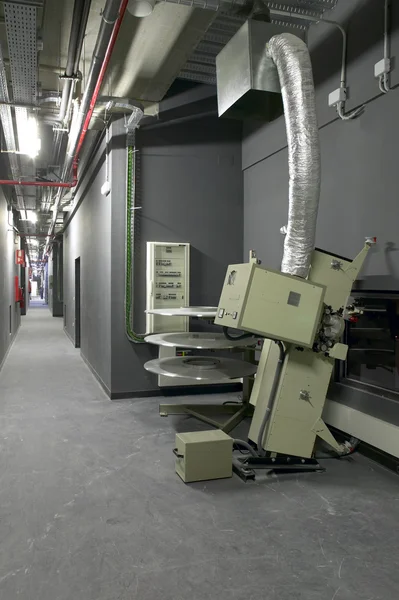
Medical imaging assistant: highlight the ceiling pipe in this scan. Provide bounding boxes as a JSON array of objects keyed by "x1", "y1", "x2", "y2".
[
  {"x1": 0, "y1": 180, "x2": 75, "y2": 188},
  {"x1": 0, "y1": 162, "x2": 78, "y2": 188},
  {"x1": 74, "y1": 0, "x2": 129, "y2": 160},
  {"x1": 51, "y1": 0, "x2": 92, "y2": 187},
  {"x1": 59, "y1": 0, "x2": 92, "y2": 125},
  {"x1": 45, "y1": 0, "x2": 130, "y2": 246},
  {"x1": 18, "y1": 233, "x2": 55, "y2": 237},
  {"x1": 1, "y1": 0, "x2": 128, "y2": 196}
]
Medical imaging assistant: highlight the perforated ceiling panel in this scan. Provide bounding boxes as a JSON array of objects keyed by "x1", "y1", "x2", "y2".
[
  {"x1": 4, "y1": 2, "x2": 37, "y2": 105},
  {"x1": 4, "y1": 2, "x2": 38, "y2": 212},
  {"x1": 0, "y1": 41, "x2": 24, "y2": 211}
]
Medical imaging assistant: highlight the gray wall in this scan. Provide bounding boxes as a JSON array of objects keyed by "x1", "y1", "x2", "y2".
[
  {"x1": 243, "y1": 0, "x2": 399, "y2": 289},
  {"x1": 63, "y1": 134, "x2": 112, "y2": 391},
  {"x1": 63, "y1": 116, "x2": 242, "y2": 397},
  {"x1": 48, "y1": 247, "x2": 53, "y2": 310},
  {"x1": 0, "y1": 191, "x2": 21, "y2": 371},
  {"x1": 109, "y1": 116, "x2": 243, "y2": 396},
  {"x1": 48, "y1": 242, "x2": 63, "y2": 317}
]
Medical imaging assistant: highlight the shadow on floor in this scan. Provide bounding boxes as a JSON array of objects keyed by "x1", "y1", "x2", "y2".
[{"x1": 0, "y1": 308, "x2": 398, "y2": 599}]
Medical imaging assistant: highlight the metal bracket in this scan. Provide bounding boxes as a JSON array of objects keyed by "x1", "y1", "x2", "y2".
[
  {"x1": 59, "y1": 74, "x2": 81, "y2": 81},
  {"x1": 233, "y1": 455, "x2": 325, "y2": 482}
]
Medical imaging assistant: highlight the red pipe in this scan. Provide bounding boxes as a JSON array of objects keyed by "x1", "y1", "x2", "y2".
[
  {"x1": 75, "y1": 0, "x2": 129, "y2": 159},
  {"x1": 0, "y1": 180, "x2": 75, "y2": 187},
  {"x1": 0, "y1": 0, "x2": 128, "y2": 190},
  {"x1": 0, "y1": 159, "x2": 78, "y2": 188}
]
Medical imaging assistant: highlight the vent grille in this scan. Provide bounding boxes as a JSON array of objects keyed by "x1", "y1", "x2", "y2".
[{"x1": 4, "y1": 2, "x2": 38, "y2": 213}]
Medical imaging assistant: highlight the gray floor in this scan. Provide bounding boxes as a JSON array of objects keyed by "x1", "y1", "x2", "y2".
[{"x1": 0, "y1": 309, "x2": 398, "y2": 600}]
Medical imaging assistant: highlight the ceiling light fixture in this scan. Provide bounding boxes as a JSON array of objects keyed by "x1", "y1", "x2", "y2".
[
  {"x1": 127, "y1": 0, "x2": 155, "y2": 18},
  {"x1": 19, "y1": 117, "x2": 41, "y2": 159},
  {"x1": 20, "y1": 210, "x2": 38, "y2": 223}
]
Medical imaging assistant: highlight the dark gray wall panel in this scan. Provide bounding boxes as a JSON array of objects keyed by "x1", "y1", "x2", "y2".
[
  {"x1": 63, "y1": 135, "x2": 112, "y2": 391},
  {"x1": 48, "y1": 242, "x2": 63, "y2": 317},
  {"x1": 0, "y1": 193, "x2": 21, "y2": 370},
  {"x1": 109, "y1": 117, "x2": 243, "y2": 396},
  {"x1": 48, "y1": 246, "x2": 53, "y2": 311}
]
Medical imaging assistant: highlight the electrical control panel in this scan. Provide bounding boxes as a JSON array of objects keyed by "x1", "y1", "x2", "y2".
[
  {"x1": 215, "y1": 262, "x2": 326, "y2": 348},
  {"x1": 146, "y1": 242, "x2": 190, "y2": 333}
]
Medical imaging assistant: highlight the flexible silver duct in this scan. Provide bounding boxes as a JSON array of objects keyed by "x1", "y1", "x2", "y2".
[{"x1": 267, "y1": 33, "x2": 320, "y2": 278}]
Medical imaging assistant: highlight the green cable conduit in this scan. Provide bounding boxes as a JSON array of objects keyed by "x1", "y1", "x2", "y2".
[{"x1": 125, "y1": 144, "x2": 145, "y2": 343}]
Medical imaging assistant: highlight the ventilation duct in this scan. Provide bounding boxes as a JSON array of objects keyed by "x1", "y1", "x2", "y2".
[
  {"x1": 216, "y1": 24, "x2": 320, "y2": 278},
  {"x1": 216, "y1": 20, "x2": 305, "y2": 121},
  {"x1": 268, "y1": 33, "x2": 320, "y2": 278}
]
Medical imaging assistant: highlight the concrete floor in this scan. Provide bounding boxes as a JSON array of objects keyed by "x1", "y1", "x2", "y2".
[{"x1": 1, "y1": 308, "x2": 398, "y2": 600}]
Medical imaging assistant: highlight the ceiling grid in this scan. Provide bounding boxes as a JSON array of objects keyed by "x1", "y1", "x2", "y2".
[
  {"x1": 4, "y1": 1, "x2": 38, "y2": 212},
  {"x1": 4, "y1": 2, "x2": 37, "y2": 105},
  {"x1": 0, "y1": 41, "x2": 25, "y2": 211}
]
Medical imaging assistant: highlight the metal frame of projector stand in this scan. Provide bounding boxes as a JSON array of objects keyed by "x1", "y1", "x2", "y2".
[
  {"x1": 159, "y1": 349, "x2": 256, "y2": 433},
  {"x1": 159, "y1": 398, "x2": 254, "y2": 433},
  {"x1": 232, "y1": 454, "x2": 325, "y2": 482}
]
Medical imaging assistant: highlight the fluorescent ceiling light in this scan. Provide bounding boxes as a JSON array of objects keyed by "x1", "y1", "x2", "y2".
[
  {"x1": 20, "y1": 210, "x2": 38, "y2": 223},
  {"x1": 19, "y1": 117, "x2": 41, "y2": 159}
]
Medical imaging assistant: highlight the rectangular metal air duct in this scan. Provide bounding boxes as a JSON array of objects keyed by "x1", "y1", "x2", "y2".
[{"x1": 216, "y1": 20, "x2": 305, "y2": 121}]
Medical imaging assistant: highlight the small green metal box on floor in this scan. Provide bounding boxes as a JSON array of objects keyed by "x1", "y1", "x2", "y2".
[{"x1": 174, "y1": 430, "x2": 233, "y2": 483}]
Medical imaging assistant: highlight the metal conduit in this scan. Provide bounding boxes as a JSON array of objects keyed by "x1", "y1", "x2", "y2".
[
  {"x1": 0, "y1": 0, "x2": 129, "y2": 234},
  {"x1": 46, "y1": 0, "x2": 130, "y2": 245},
  {"x1": 58, "y1": 0, "x2": 92, "y2": 125}
]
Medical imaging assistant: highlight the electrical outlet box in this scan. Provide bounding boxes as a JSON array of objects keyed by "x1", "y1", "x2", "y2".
[
  {"x1": 174, "y1": 430, "x2": 233, "y2": 483},
  {"x1": 328, "y1": 87, "x2": 346, "y2": 107},
  {"x1": 374, "y1": 58, "x2": 391, "y2": 78}
]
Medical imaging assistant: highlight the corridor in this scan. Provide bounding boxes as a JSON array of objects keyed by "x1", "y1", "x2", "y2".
[{"x1": 0, "y1": 308, "x2": 399, "y2": 599}]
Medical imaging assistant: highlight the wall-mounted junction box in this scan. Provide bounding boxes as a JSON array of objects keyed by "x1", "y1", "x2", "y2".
[
  {"x1": 146, "y1": 242, "x2": 190, "y2": 334},
  {"x1": 328, "y1": 87, "x2": 346, "y2": 107},
  {"x1": 374, "y1": 58, "x2": 391, "y2": 78}
]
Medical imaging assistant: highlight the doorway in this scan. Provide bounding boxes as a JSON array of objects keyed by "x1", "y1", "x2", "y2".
[{"x1": 75, "y1": 257, "x2": 81, "y2": 348}]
